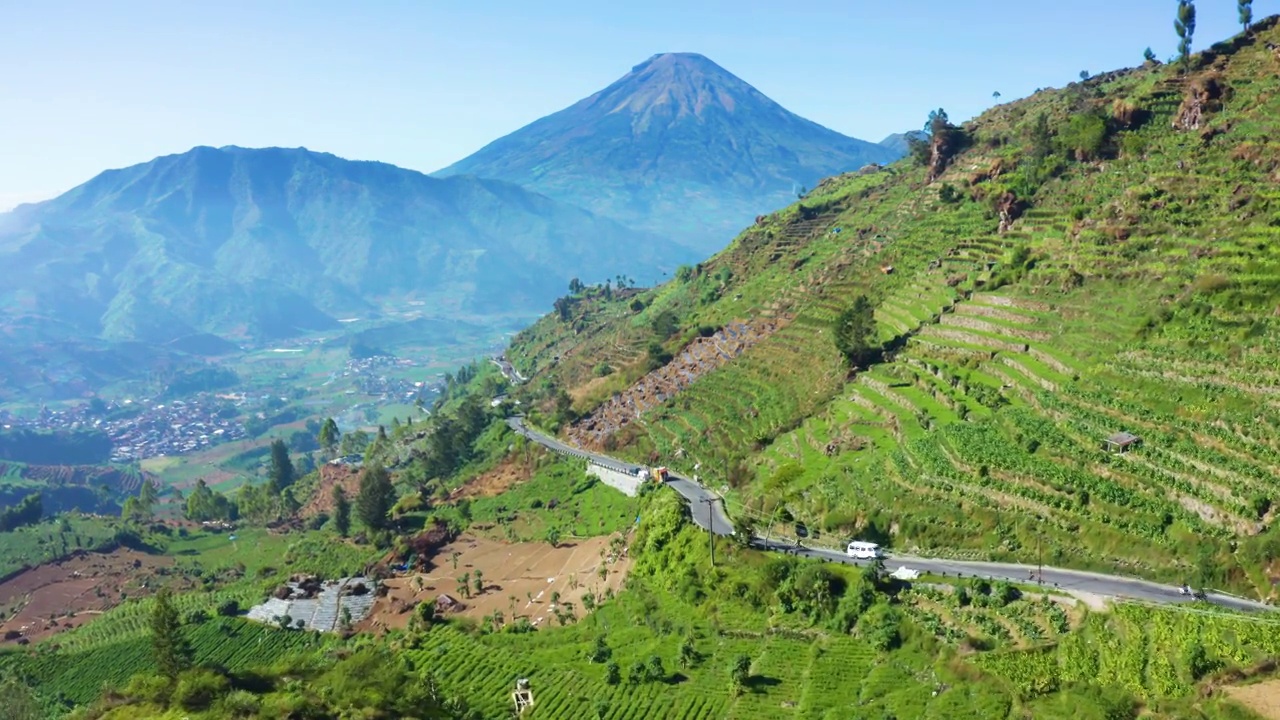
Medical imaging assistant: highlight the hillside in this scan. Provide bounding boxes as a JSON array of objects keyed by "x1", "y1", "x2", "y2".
[
  {"x1": 506, "y1": 19, "x2": 1280, "y2": 598},
  {"x1": 0, "y1": 146, "x2": 690, "y2": 346},
  {"x1": 435, "y1": 53, "x2": 900, "y2": 254},
  {"x1": 11, "y1": 19, "x2": 1280, "y2": 720}
]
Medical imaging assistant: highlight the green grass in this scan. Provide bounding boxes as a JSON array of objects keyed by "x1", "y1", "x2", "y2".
[{"x1": 460, "y1": 455, "x2": 641, "y2": 541}]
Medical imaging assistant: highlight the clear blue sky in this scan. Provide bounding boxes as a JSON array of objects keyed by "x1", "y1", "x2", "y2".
[{"x1": 1, "y1": 0, "x2": 1266, "y2": 210}]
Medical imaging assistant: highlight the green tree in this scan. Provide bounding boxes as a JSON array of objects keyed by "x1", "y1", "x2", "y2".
[
  {"x1": 318, "y1": 417, "x2": 340, "y2": 456},
  {"x1": 332, "y1": 486, "x2": 351, "y2": 537},
  {"x1": 645, "y1": 654, "x2": 665, "y2": 682},
  {"x1": 587, "y1": 635, "x2": 612, "y2": 663},
  {"x1": 833, "y1": 296, "x2": 878, "y2": 368},
  {"x1": 355, "y1": 463, "x2": 396, "y2": 531},
  {"x1": 729, "y1": 653, "x2": 752, "y2": 695},
  {"x1": 151, "y1": 587, "x2": 192, "y2": 681},
  {"x1": 679, "y1": 635, "x2": 699, "y2": 668},
  {"x1": 1175, "y1": 0, "x2": 1197, "y2": 67},
  {"x1": 138, "y1": 479, "x2": 158, "y2": 518},
  {"x1": 1239, "y1": 0, "x2": 1252, "y2": 31},
  {"x1": 121, "y1": 496, "x2": 144, "y2": 524},
  {"x1": 546, "y1": 526, "x2": 562, "y2": 548},
  {"x1": 339, "y1": 429, "x2": 371, "y2": 457},
  {"x1": 415, "y1": 599, "x2": 436, "y2": 626},
  {"x1": 1059, "y1": 113, "x2": 1108, "y2": 162},
  {"x1": 1029, "y1": 112, "x2": 1053, "y2": 163},
  {"x1": 268, "y1": 439, "x2": 295, "y2": 493},
  {"x1": 280, "y1": 487, "x2": 300, "y2": 517},
  {"x1": 184, "y1": 479, "x2": 232, "y2": 522},
  {"x1": 473, "y1": 569, "x2": 485, "y2": 595},
  {"x1": 1143, "y1": 47, "x2": 1157, "y2": 63},
  {"x1": 650, "y1": 310, "x2": 679, "y2": 339},
  {"x1": 604, "y1": 661, "x2": 621, "y2": 685},
  {"x1": 569, "y1": 277, "x2": 584, "y2": 294}
]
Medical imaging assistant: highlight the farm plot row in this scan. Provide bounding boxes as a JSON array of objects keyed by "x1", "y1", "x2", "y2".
[
  {"x1": 407, "y1": 623, "x2": 889, "y2": 720},
  {"x1": 0, "y1": 618, "x2": 327, "y2": 705},
  {"x1": 976, "y1": 604, "x2": 1280, "y2": 702}
]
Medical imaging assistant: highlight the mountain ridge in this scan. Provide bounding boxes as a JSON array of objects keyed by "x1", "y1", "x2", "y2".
[{"x1": 0, "y1": 145, "x2": 690, "y2": 349}]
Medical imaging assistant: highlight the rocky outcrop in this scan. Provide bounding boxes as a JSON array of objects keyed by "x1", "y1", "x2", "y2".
[{"x1": 1174, "y1": 75, "x2": 1226, "y2": 131}]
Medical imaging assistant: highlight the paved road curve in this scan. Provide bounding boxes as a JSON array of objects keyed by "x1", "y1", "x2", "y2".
[
  {"x1": 507, "y1": 417, "x2": 1272, "y2": 613},
  {"x1": 507, "y1": 417, "x2": 734, "y2": 534}
]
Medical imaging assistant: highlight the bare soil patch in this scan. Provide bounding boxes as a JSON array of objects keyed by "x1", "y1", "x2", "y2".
[
  {"x1": 359, "y1": 533, "x2": 630, "y2": 633},
  {"x1": 301, "y1": 464, "x2": 363, "y2": 518},
  {"x1": 0, "y1": 549, "x2": 177, "y2": 644},
  {"x1": 450, "y1": 459, "x2": 529, "y2": 501},
  {"x1": 567, "y1": 318, "x2": 782, "y2": 449},
  {"x1": 1225, "y1": 678, "x2": 1280, "y2": 720}
]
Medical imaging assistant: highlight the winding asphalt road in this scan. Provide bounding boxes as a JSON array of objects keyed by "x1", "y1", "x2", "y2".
[
  {"x1": 491, "y1": 355, "x2": 527, "y2": 385},
  {"x1": 506, "y1": 417, "x2": 1273, "y2": 614}
]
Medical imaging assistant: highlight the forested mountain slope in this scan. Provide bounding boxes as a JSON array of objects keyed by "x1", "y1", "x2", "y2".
[
  {"x1": 0, "y1": 145, "x2": 684, "y2": 345},
  {"x1": 507, "y1": 18, "x2": 1280, "y2": 599}
]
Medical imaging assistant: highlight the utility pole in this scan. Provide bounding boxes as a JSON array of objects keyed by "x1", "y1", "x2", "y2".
[
  {"x1": 701, "y1": 497, "x2": 718, "y2": 567},
  {"x1": 1037, "y1": 531, "x2": 1043, "y2": 586}
]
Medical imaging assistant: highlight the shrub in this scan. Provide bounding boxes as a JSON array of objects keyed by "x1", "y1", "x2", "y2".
[
  {"x1": 1059, "y1": 113, "x2": 1108, "y2": 161},
  {"x1": 172, "y1": 669, "x2": 230, "y2": 711},
  {"x1": 857, "y1": 603, "x2": 902, "y2": 651}
]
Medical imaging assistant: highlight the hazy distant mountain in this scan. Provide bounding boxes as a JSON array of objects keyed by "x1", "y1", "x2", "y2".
[
  {"x1": 878, "y1": 131, "x2": 928, "y2": 156},
  {"x1": 435, "y1": 53, "x2": 901, "y2": 254},
  {"x1": 0, "y1": 146, "x2": 689, "y2": 346}
]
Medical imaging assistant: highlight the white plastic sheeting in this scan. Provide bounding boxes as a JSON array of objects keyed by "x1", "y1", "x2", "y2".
[{"x1": 245, "y1": 576, "x2": 376, "y2": 632}]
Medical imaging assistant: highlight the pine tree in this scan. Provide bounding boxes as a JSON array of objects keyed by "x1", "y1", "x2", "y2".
[
  {"x1": 151, "y1": 587, "x2": 192, "y2": 680},
  {"x1": 1175, "y1": 1, "x2": 1197, "y2": 67},
  {"x1": 333, "y1": 486, "x2": 351, "y2": 537},
  {"x1": 268, "y1": 439, "x2": 294, "y2": 493},
  {"x1": 137, "y1": 480, "x2": 158, "y2": 519},
  {"x1": 280, "y1": 487, "x2": 300, "y2": 517},
  {"x1": 355, "y1": 463, "x2": 395, "y2": 531},
  {"x1": 1238, "y1": 0, "x2": 1252, "y2": 32}
]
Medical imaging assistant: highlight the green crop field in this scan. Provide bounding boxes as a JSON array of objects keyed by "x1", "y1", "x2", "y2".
[{"x1": 0, "y1": 516, "x2": 121, "y2": 579}]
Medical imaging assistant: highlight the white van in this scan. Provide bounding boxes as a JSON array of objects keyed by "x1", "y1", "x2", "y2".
[{"x1": 846, "y1": 541, "x2": 883, "y2": 559}]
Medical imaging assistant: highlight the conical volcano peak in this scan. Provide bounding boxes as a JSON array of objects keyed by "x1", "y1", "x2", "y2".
[
  {"x1": 630, "y1": 52, "x2": 723, "y2": 73},
  {"x1": 598, "y1": 52, "x2": 765, "y2": 119},
  {"x1": 435, "y1": 51, "x2": 898, "y2": 252}
]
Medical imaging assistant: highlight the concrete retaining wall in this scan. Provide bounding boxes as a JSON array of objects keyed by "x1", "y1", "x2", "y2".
[{"x1": 587, "y1": 462, "x2": 643, "y2": 497}]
